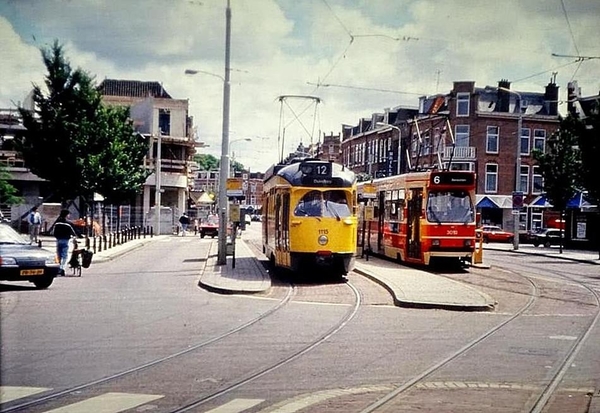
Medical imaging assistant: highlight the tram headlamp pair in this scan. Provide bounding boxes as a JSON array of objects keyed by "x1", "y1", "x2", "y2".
[{"x1": 318, "y1": 234, "x2": 328, "y2": 246}]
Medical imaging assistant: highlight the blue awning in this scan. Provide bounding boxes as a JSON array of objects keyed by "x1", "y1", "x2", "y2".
[
  {"x1": 530, "y1": 195, "x2": 552, "y2": 207},
  {"x1": 476, "y1": 196, "x2": 499, "y2": 209},
  {"x1": 567, "y1": 191, "x2": 596, "y2": 209}
]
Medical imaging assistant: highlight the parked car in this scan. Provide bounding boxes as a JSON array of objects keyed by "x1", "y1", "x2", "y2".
[
  {"x1": 0, "y1": 223, "x2": 60, "y2": 289},
  {"x1": 476, "y1": 225, "x2": 514, "y2": 243},
  {"x1": 199, "y1": 215, "x2": 219, "y2": 239},
  {"x1": 531, "y1": 228, "x2": 564, "y2": 247}
]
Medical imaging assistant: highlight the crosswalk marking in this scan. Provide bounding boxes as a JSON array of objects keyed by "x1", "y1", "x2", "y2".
[
  {"x1": 1, "y1": 386, "x2": 51, "y2": 403},
  {"x1": 42, "y1": 392, "x2": 163, "y2": 413},
  {"x1": 204, "y1": 398, "x2": 264, "y2": 413}
]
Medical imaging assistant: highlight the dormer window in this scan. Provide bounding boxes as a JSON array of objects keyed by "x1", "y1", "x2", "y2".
[{"x1": 456, "y1": 93, "x2": 470, "y2": 117}]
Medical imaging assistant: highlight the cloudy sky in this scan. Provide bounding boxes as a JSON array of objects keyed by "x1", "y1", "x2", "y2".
[{"x1": 1, "y1": 0, "x2": 599, "y2": 172}]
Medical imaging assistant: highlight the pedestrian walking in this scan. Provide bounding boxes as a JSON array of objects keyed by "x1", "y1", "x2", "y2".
[
  {"x1": 179, "y1": 212, "x2": 190, "y2": 236},
  {"x1": 53, "y1": 209, "x2": 77, "y2": 276},
  {"x1": 28, "y1": 206, "x2": 42, "y2": 244}
]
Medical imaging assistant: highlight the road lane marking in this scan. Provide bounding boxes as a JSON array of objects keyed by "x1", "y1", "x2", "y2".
[
  {"x1": 0, "y1": 386, "x2": 51, "y2": 403},
  {"x1": 204, "y1": 398, "x2": 264, "y2": 412},
  {"x1": 549, "y1": 335, "x2": 578, "y2": 340},
  {"x1": 258, "y1": 386, "x2": 393, "y2": 413},
  {"x1": 42, "y1": 392, "x2": 163, "y2": 413}
]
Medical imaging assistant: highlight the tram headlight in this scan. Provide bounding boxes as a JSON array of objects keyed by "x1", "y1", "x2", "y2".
[
  {"x1": 464, "y1": 239, "x2": 473, "y2": 247},
  {"x1": 431, "y1": 239, "x2": 440, "y2": 247},
  {"x1": 318, "y1": 234, "x2": 328, "y2": 246}
]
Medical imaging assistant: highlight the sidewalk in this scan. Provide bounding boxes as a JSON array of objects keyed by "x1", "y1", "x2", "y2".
[
  {"x1": 482, "y1": 242, "x2": 600, "y2": 265},
  {"x1": 198, "y1": 239, "x2": 271, "y2": 294},
  {"x1": 196, "y1": 238, "x2": 599, "y2": 311},
  {"x1": 37, "y1": 234, "x2": 163, "y2": 264}
]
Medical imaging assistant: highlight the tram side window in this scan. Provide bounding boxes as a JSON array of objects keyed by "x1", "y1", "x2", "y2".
[
  {"x1": 294, "y1": 190, "x2": 322, "y2": 217},
  {"x1": 323, "y1": 190, "x2": 351, "y2": 218}
]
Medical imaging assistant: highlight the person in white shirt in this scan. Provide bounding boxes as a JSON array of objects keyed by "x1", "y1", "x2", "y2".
[{"x1": 28, "y1": 206, "x2": 42, "y2": 244}]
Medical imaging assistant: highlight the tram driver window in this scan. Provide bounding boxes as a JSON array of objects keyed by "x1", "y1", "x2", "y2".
[
  {"x1": 294, "y1": 190, "x2": 322, "y2": 217},
  {"x1": 323, "y1": 190, "x2": 351, "y2": 218}
]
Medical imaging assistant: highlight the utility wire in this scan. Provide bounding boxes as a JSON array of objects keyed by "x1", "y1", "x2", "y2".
[
  {"x1": 306, "y1": 82, "x2": 423, "y2": 96},
  {"x1": 512, "y1": 60, "x2": 581, "y2": 83},
  {"x1": 560, "y1": 0, "x2": 583, "y2": 81}
]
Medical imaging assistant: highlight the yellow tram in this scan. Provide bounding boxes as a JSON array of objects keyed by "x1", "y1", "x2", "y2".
[{"x1": 262, "y1": 159, "x2": 358, "y2": 277}]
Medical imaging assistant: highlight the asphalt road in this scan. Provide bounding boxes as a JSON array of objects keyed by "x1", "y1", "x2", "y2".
[{"x1": 1, "y1": 228, "x2": 599, "y2": 413}]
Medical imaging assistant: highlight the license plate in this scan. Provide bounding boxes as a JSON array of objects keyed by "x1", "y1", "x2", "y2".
[{"x1": 20, "y1": 269, "x2": 44, "y2": 276}]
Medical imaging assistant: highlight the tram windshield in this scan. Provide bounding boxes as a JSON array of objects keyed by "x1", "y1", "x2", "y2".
[
  {"x1": 294, "y1": 190, "x2": 351, "y2": 219},
  {"x1": 426, "y1": 190, "x2": 474, "y2": 224}
]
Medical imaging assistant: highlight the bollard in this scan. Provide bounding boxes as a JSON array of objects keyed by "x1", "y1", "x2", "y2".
[{"x1": 93, "y1": 236, "x2": 97, "y2": 253}]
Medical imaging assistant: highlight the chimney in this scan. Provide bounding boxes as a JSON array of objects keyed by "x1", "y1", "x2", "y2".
[
  {"x1": 544, "y1": 77, "x2": 559, "y2": 116},
  {"x1": 497, "y1": 79, "x2": 511, "y2": 112},
  {"x1": 567, "y1": 81, "x2": 580, "y2": 116}
]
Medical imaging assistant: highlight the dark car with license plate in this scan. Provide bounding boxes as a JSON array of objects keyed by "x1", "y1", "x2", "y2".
[
  {"x1": 531, "y1": 228, "x2": 564, "y2": 247},
  {"x1": 0, "y1": 224, "x2": 60, "y2": 288}
]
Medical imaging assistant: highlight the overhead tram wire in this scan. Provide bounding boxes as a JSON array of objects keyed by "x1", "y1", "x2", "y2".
[
  {"x1": 559, "y1": 0, "x2": 584, "y2": 81},
  {"x1": 511, "y1": 60, "x2": 582, "y2": 84},
  {"x1": 306, "y1": 82, "x2": 424, "y2": 96}
]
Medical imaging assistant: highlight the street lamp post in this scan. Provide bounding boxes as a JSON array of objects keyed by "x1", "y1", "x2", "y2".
[
  {"x1": 216, "y1": 0, "x2": 232, "y2": 265},
  {"x1": 230, "y1": 137, "x2": 252, "y2": 176},
  {"x1": 376, "y1": 122, "x2": 402, "y2": 175},
  {"x1": 155, "y1": 134, "x2": 162, "y2": 235}
]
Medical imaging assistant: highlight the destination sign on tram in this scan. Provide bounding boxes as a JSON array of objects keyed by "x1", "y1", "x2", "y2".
[{"x1": 430, "y1": 172, "x2": 475, "y2": 186}]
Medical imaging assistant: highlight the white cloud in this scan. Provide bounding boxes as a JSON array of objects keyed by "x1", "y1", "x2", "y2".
[{"x1": 1, "y1": 0, "x2": 599, "y2": 172}]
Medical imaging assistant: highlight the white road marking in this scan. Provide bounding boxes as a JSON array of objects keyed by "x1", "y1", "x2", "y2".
[
  {"x1": 0, "y1": 386, "x2": 50, "y2": 403},
  {"x1": 549, "y1": 335, "x2": 578, "y2": 340},
  {"x1": 204, "y1": 398, "x2": 264, "y2": 412},
  {"x1": 258, "y1": 386, "x2": 393, "y2": 413},
  {"x1": 42, "y1": 392, "x2": 163, "y2": 413}
]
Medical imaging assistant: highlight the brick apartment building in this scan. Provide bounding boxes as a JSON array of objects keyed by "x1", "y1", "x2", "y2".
[{"x1": 341, "y1": 78, "x2": 562, "y2": 234}]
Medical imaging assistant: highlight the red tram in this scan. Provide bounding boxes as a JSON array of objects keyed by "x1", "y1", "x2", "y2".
[{"x1": 357, "y1": 170, "x2": 477, "y2": 266}]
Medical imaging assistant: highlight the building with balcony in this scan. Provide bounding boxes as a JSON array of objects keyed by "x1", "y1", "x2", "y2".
[
  {"x1": 99, "y1": 79, "x2": 197, "y2": 232},
  {"x1": 341, "y1": 78, "x2": 562, "y2": 233}
]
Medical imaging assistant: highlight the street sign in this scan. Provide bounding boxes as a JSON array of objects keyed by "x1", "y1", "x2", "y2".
[
  {"x1": 226, "y1": 178, "x2": 244, "y2": 197},
  {"x1": 361, "y1": 183, "x2": 376, "y2": 199},
  {"x1": 512, "y1": 191, "x2": 524, "y2": 209}
]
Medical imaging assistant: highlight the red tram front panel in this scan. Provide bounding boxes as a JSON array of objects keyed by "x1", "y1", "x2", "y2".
[{"x1": 359, "y1": 171, "x2": 476, "y2": 265}]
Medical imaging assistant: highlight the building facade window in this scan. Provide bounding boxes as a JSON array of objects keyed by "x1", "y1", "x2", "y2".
[
  {"x1": 520, "y1": 127, "x2": 530, "y2": 155},
  {"x1": 158, "y1": 109, "x2": 171, "y2": 136},
  {"x1": 456, "y1": 93, "x2": 470, "y2": 117},
  {"x1": 455, "y1": 125, "x2": 470, "y2": 147},
  {"x1": 520, "y1": 165, "x2": 529, "y2": 194},
  {"x1": 533, "y1": 129, "x2": 546, "y2": 153},
  {"x1": 532, "y1": 166, "x2": 543, "y2": 194},
  {"x1": 485, "y1": 163, "x2": 498, "y2": 193},
  {"x1": 486, "y1": 126, "x2": 499, "y2": 153}
]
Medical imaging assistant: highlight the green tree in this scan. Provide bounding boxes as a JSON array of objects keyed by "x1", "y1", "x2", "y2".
[
  {"x1": 0, "y1": 164, "x2": 23, "y2": 206},
  {"x1": 92, "y1": 105, "x2": 150, "y2": 205},
  {"x1": 17, "y1": 40, "x2": 103, "y2": 204},
  {"x1": 532, "y1": 115, "x2": 583, "y2": 253},
  {"x1": 231, "y1": 159, "x2": 246, "y2": 173},
  {"x1": 576, "y1": 100, "x2": 600, "y2": 258},
  {"x1": 194, "y1": 154, "x2": 218, "y2": 170}
]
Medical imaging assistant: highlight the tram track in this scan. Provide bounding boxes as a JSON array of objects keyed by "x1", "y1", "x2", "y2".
[
  {"x1": 360, "y1": 257, "x2": 600, "y2": 413},
  {"x1": 1, "y1": 284, "x2": 296, "y2": 413},
  {"x1": 169, "y1": 280, "x2": 362, "y2": 412}
]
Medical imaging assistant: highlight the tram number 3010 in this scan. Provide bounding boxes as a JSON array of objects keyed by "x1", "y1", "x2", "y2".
[{"x1": 447, "y1": 229, "x2": 458, "y2": 235}]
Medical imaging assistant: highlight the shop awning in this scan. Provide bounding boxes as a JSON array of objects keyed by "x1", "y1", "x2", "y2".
[
  {"x1": 476, "y1": 196, "x2": 499, "y2": 209},
  {"x1": 567, "y1": 191, "x2": 596, "y2": 209},
  {"x1": 475, "y1": 195, "x2": 513, "y2": 209},
  {"x1": 529, "y1": 195, "x2": 552, "y2": 208}
]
